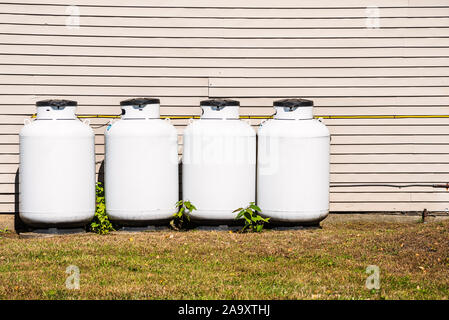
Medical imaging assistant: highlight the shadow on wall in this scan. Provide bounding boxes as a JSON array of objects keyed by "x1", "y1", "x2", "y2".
[
  {"x1": 14, "y1": 168, "x2": 27, "y2": 232},
  {"x1": 179, "y1": 161, "x2": 182, "y2": 200},
  {"x1": 98, "y1": 160, "x2": 105, "y2": 186}
]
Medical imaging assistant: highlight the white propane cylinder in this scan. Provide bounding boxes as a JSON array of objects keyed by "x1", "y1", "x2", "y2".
[
  {"x1": 257, "y1": 99, "x2": 330, "y2": 224},
  {"x1": 182, "y1": 99, "x2": 256, "y2": 223},
  {"x1": 104, "y1": 98, "x2": 178, "y2": 225},
  {"x1": 19, "y1": 100, "x2": 95, "y2": 228}
]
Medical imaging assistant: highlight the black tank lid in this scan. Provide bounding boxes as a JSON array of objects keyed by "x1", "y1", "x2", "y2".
[
  {"x1": 36, "y1": 99, "x2": 77, "y2": 107},
  {"x1": 120, "y1": 97, "x2": 160, "y2": 106},
  {"x1": 273, "y1": 98, "x2": 314, "y2": 107},
  {"x1": 200, "y1": 99, "x2": 240, "y2": 107}
]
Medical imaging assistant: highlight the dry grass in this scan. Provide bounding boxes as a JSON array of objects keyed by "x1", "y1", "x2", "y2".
[{"x1": 0, "y1": 218, "x2": 448, "y2": 300}]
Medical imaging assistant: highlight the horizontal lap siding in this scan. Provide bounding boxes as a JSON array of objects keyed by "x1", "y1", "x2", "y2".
[{"x1": 1, "y1": 0, "x2": 449, "y2": 213}]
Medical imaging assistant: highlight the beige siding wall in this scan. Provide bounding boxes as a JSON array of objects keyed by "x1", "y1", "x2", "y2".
[{"x1": 1, "y1": 0, "x2": 449, "y2": 213}]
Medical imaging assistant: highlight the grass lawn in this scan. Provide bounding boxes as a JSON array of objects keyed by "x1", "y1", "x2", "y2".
[{"x1": 0, "y1": 217, "x2": 448, "y2": 300}]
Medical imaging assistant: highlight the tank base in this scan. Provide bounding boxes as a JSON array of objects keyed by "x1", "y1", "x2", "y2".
[
  {"x1": 115, "y1": 225, "x2": 170, "y2": 232},
  {"x1": 265, "y1": 221, "x2": 322, "y2": 229},
  {"x1": 188, "y1": 209, "x2": 247, "y2": 226},
  {"x1": 19, "y1": 212, "x2": 93, "y2": 230},
  {"x1": 195, "y1": 225, "x2": 242, "y2": 231},
  {"x1": 21, "y1": 221, "x2": 90, "y2": 230},
  {"x1": 111, "y1": 218, "x2": 171, "y2": 228},
  {"x1": 260, "y1": 209, "x2": 329, "y2": 226},
  {"x1": 26, "y1": 227, "x2": 86, "y2": 234},
  {"x1": 190, "y1": 218, "x2": 243, "y2": 227}
]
